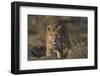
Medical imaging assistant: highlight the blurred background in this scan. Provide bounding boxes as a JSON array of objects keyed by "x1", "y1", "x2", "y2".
[{"x1": 28, "y1": 15, "x2": 88, "y2": 61}]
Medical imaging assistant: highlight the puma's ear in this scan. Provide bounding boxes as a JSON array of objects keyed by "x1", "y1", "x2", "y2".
[{"x1": 47, "y1": 25, "x2": 51, "y2": 31}]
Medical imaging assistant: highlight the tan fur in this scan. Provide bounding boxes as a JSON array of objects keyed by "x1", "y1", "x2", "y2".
[
  {"x1": 46, "y1": 22, "x2": 72, "y2": 59},
  {"x1": 46, "y1": 24, "x2": 61, "y2": 57}
]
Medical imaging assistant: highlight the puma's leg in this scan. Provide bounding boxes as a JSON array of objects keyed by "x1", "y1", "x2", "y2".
[{"x1": 54, "y1": 50, "x2": 61, "y2": 59}]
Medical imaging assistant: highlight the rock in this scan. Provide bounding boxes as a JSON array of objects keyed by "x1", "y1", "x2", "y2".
[{"x1": 30, "y1": 47, "x2": 46, "y2": 58}]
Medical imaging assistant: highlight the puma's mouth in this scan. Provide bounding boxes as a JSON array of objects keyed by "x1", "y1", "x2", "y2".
[{"x1": 52, "y1": 41, "x2": 56, "y2": 44}]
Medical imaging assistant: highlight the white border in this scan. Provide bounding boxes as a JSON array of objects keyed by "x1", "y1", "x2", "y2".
[{"x1": 20, "y1": 6, "x2": 95, "y2": 70}]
